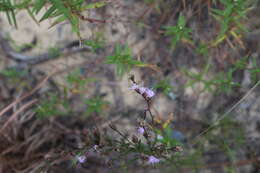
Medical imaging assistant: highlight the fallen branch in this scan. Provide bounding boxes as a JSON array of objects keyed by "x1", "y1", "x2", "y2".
[{"x1": 0, "y1": 33, "x2": 92, "y2": 65}]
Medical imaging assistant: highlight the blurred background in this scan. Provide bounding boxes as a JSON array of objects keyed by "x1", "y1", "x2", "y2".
[{"x1": 0, "y1": 0, "x2": 260, "y2": 172}]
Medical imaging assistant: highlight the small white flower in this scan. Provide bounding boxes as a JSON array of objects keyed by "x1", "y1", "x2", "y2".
[
  {"x1": 93, "y1": 145, "x2": 98, "y2": 151},
  {"x1": 148, "y1": 155, "x2": 160, "y2": 165},
  {"x1": 76, "y1": 155, "x2": 86, "y2": 163}
]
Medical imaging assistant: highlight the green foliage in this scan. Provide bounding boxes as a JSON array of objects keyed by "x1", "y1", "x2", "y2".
[
  {"x1": 0, "y1": 0, "x2": 18, "y2": 28},
  {"x1": 166, "y1": 116, "x2": 246, "y2": 171},
  {"x1": 48, "y1": 47, "x2": 61, "y2": 57},
  {"x1": 0, "y1": 68, "x2": 27, "y2": 78},
  {"x1": 35, "y1": 93, "x2": 69, "y2": 118},
  {"x1": 232, "y1": 56, "x2": 260, "y2": 83},
  {"x1": 184, "y1": 55, "x2": 259, "y2": 94},
  {"x1": 213, "y1": 70, "x2": 240, "y2": 93},
  {"x1": 35, "y1": 68, "x2": 100, "y2": 119},
  {"x1": 250, "y1": 58, "x2": 260, "y2": 83},
  {"x1": 84, "y1": 40, "x2": 103, "y2": 52},
  {"x1": 207, "y1": 117, "x2": 245, "y2": 172},
  {"x1": 211, "y1": 0, "x2": 250, "y2": 46},
  {"x1": 154, "y1": 78, "x2": 173, "y2": 96},
  {"x1": 13, "y1": 42, "x2": 36, "y2": 52},
  {"x1": 82, "y1": 1, "x2": 106, "y2": 10},
  {"x1": 171, "y1": 150, "x2": 203, "y2": 170},
  {"x1": 36, "y1": 0, "x2": 82, "y2": 35},
  {"x1": 183, "y1": 62, "x2": 241, "y2": 93},
  {"x1": 66, "y1": 69, "x2": 86, "y2": 86},
  {"x1": 0, "y1": 0, "x2": 107, "y2": 37},
  {"x1": 195, "y1": 42, "x2": 209, "y2": 56},
  {"x1": 85, "y1": 97, "x2": 109, "y2": 116},
  {"x1": 35, "y1": 0, "x2": 107, "y2": 36},
  {"x1": 83, "y1": 32, "x2": 106, "y2": 52},
  {"x1": 183, "y1": 64, "x2": 213, "y2": 92},
  {"x1": 164, "y1": 15, "x2": 192, "y2": 48},
  {"x1": 0, "y1": 68, "x2": 28, "y2": 87},
  {"x1": 155, "y1": 126, "x2": 182, "y2": 148},
  {"x1": 106, "y1": 44, "x2": 145, "y2": 77},
  {"x1": 66, "y1": 68, "x2": 96, "y2": 92},
  {"x1": 183, "y1": 56, "x2": 260, "y2": 93}
]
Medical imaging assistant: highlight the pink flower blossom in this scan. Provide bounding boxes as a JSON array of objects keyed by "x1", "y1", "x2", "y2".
[{"x1": 148, "y1": 155, "x2": 160, "y2": 165}]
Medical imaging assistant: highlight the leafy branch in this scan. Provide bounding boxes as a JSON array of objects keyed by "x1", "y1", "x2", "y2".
[
  {"x1": 106, "y1": 44, "x2": 146, "y2": 77},
  {"x1": 0, "y1": 0, "x2": 108, "y2": 37}
]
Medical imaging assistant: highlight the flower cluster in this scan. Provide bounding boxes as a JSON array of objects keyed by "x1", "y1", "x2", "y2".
[{"x1": 129, "y1": 83, "x2": 155, "y2": 100}]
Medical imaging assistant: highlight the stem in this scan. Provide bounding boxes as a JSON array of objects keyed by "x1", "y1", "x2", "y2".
[
  {"x1": 109, "y1": 125, "x2": 133, "y2": 144},
  {"x1": 146, "y1": 101, "x2": 154, "y2": 124}
]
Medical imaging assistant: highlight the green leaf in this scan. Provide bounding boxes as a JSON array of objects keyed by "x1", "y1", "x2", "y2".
[
  {"x1": 33, "y1": 0, "x2": 46, "y2": 14},
  {"x1": 39, "y1": 5, "x2": 56, "y2": 22},
  {"x1": 14, "y1": 0, "x2": 32, "y2": 9},
  {"x1": 70, "y1": 15, "x2": 80, "y2": 33},
  {"x1": 48, "y1": 15, "x2": 67, "y2": 28},
  {"x1": 106, "y1": 44, "x2": 144, "y2": 77},
  {"x1": 211, "y1": 8, "x2": 224, "y2": 16},
  {"x1": 85, "y1": 97, "x2": 109, "y2": 116},
  {"x1": 49, "y1": 0, "x2": 72, "y2": 22},
  {"x1": 5, "y1": 10, "x2": 12, "y2": 25},
  {"x1": 81, "y1": 2, "x2": 106, "y2": 10},
  {"x1": 3, "y1": 0, "x2": 17, "y2": 28},
  {"x1": 26, "y1": 8, "x2": 40, "y2": 25},
  {"x1": 178, "y1": 15, "x2": 186, "y2": 27}
]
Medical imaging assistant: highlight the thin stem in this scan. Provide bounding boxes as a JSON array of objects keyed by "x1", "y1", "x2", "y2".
[
  {"x1": 109, "y1": 124, "x2": 133, "y2": 144},
  {"x1": 146, "y1": 101, "x2": 154, "y2": 124}
]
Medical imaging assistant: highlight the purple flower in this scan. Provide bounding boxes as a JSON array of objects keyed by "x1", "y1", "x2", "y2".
[
  {"x1": 148, "y1": 155, "x2": 160, "y2": 165},
  {"x1": 129, "y1": 83, "x2": 139, "y2": 90},
  {"x1": 139, "y1": 87, "x2": 146, "y2": 94},
  {"x1": 76, "y1": 155, "x2": 86, "y2": 163},
  {"x1": 137, "y1": 127, "x2": 145, "y2": 135},
  {"x1": 129, "y1": 84, "x2": 155, "y2": 100},
  {"x1": 145, "y1": 88, "x2": 155, "y2": 98}
]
